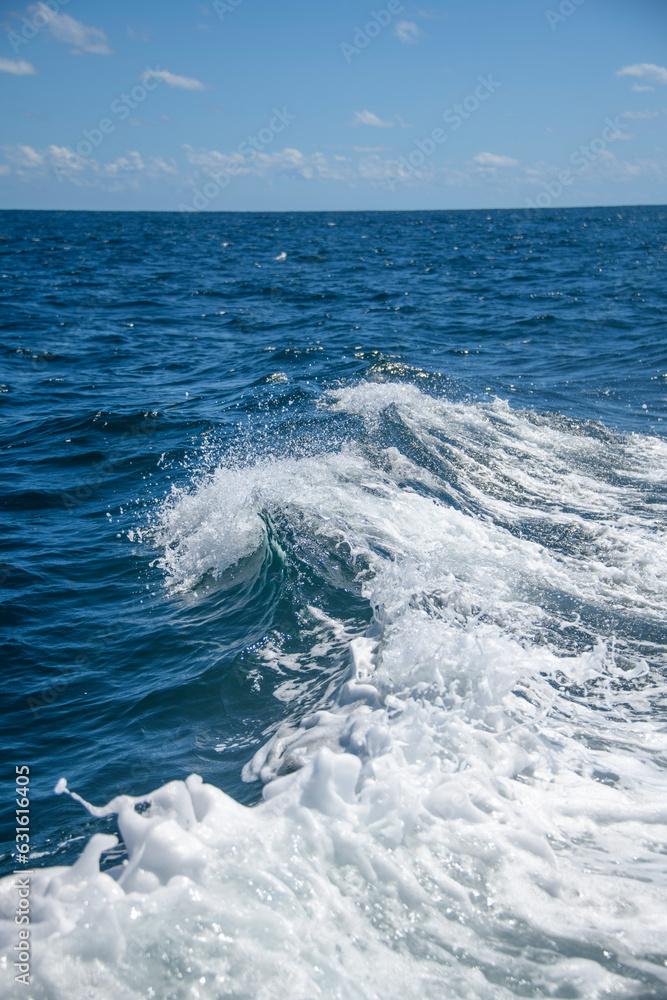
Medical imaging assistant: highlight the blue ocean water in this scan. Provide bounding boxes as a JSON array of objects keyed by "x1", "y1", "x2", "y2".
[{"x1": 1, "y1": 206, "x2": 666, "y2": 999}]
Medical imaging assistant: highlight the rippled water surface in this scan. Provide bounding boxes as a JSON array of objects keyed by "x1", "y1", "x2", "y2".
[{"x1": 1, "y1": 207, "x2": 666, "y2": 999}]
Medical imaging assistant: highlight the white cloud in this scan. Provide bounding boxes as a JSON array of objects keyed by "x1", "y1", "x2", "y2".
[
  {"x1": 0, "y1": 142, "x2": 511, "y2": 193},
  {"x1": 7, "y1": 144, "x2": 43, "y2": 173},
  {"x1": 632, "y1": 83, "x2": 654, "y2": 93},
  {"x1": 622, "y1": 110, "x2": 659, "y2": 120},
  {"x1": 350, "y1": 110, "x2": 394, "y2": 128},
  {"x1": 0, "y1": 57, "x2": 36, "y2": 75},
  {"x1": 30, "y1": 4, "x2": 111, "y2": 54},
  {"x1": 2, "y1": 144, "x2": 46, "y2": 173},
  {"x1": 141, "y1": 69, "x2": 207, "y2": 91},
  {"x1": 105, "y1": 151, "x2": 145, "y2": 175},
  {"x1": 182, "y1": 144, "x2": 354, "y2": 183},
  {"x1": 616, "y1": 63, "x2": 667, "y2": 86},
  {"x1": 523, "y1": 151, "x2": 667, "y2": 195},
  {"x1": 4, "y1": 141, "x2": 664, "y2": 199},
  {"x1": 183, "y1": 145, "x2": 246, "y2": 172},
  {"x1": 1, "y1": 143, "x2": 178, "y2": 188},
  {"x1": 394, "y1": 21, "x2": 421, "y2": 44},
  {"x1": 473, "y1": 152, "x2": 519, "y2": 167}
]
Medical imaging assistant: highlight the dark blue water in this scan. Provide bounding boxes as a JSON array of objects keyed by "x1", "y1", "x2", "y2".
[{"x1": 1, "y1": 207, "x2": 666, "y2": 1000}]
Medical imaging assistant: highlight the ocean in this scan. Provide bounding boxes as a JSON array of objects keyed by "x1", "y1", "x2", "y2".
[{"x1": 1, "y1": 206, "x2": 666, "y2": 999}]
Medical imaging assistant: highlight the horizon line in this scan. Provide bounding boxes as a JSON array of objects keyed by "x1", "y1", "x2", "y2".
[{"x1": 0, "y1": 202, "x2": 665, "y2": 215}]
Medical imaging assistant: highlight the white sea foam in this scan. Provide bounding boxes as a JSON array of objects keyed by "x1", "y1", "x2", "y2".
[{"x1": 1, "y1": 384, "x2": 666, "y2": 999}]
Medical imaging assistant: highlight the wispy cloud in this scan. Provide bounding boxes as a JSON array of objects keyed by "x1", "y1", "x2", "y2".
[
  {"x1": 631, "y1": 83, "x2": 653, "y2": 93},
  {"x1": 3, "y1": 144, "x2": 50, "y2": 171},
  {"x1": 394, "y1": 21, "x2": 421, "y2": 44},
  {"x1": 622, "y1": 110, "x2": 659, "y2": 120},
  {"x1": 473, "y1": 152, "x2": 519, "y2": 167},
  {"x1": 3, "y1": 143, "x2": 664, "y2": 199},
  {"x1": 1, "y1": 143, "x2": 178, "y2": 187},
  {"x1": 0, "y1": 57, "x2": 37, "y2": 75},
  {"x1": 141, "y1": 69, "x2": 208, "y2": 91},
  {"x1": 616, "y1": 63, "x2": 667, "y2": 86},
  {"x1": 30, "y1": 4, "x2": 111, "y2": 54},
  {"x1": 126, "y1": 24, "x2": 153, "y2": 43},
  {"x1": 183, "y1": 145, "x2": 356, "y2": 183},
  {"x1": 524, "y1": 151, "x2": 666, "y2": 200},
  {"x1": 350, "y1": 110, "x2": 394, "y2": 128}
]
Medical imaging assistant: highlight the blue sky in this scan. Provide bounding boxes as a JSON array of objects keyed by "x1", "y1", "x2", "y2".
[{"x1": 0, "y1": 0, "x2": 665, "y2": 211}]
